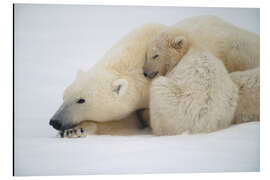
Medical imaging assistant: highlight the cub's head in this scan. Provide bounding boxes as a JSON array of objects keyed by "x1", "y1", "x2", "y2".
[
  {"x1": 49, "y1": 68, "x2": 139, "y2": 131},
  {"x1": 143, "y1": 28, "x2": 190, "y2": 79}
]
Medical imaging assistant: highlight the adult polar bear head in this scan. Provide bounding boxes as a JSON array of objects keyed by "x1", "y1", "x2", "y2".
[{"x1": 49, "y1": 23, "x2": 166, "y2": 131}]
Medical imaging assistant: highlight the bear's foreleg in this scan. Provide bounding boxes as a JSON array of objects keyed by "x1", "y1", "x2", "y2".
[{"x1": 60, "y1": 112, "x2": 145, "y2": 138}]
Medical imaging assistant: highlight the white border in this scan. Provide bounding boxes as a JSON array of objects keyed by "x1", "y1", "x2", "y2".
[{"x1": 1, "y1": 0, "x2": 269, "y2": 180}]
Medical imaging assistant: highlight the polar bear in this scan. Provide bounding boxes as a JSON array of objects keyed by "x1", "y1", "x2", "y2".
[
  {"x1": 148, "y1": 40, "x2": 239, "y2": 135},
  {"x1": 143, "y1": 16, "x2": 259, "y2": 135},
  {"x1": 49, "y1": 16, "x2": 259, "y2": 137},
  {"x1": 49, "y1": 23, "x2": 167, "y2": 137}
]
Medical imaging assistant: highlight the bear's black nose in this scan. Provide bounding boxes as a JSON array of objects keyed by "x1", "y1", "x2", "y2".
[
  {"x1": 49, "y1": 119, "x2": 62, "y2": 130},
  {"x1": 143, "y1": 72, "x2": 148, "y2": 77}
]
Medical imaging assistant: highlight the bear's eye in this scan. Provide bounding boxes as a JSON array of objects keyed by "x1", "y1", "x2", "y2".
[
  {"x1": 152, "y1": 54, "x2": 159, "y2": 59},
  {"x1": 77, "y1": 98, "x2": 85, "y2": 104}
]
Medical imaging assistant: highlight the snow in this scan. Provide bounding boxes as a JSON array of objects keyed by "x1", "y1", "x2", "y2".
[
  {"x1": 15, "y1": 122, "x2": 259, "y2": 176},
  {"x1": 14, "y1": 4, "x2": 260, "y2": 176}
]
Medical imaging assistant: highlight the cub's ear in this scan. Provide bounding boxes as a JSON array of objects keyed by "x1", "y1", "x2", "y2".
[
  {"x1": 112, "y1": 79, "x2": 128, "y2": 96},
  {"x1": 171, "y1": 36, "x2": 187, "y2": 49}
]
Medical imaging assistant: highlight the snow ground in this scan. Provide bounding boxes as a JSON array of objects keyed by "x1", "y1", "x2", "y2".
[
  {"x1": 15, "y1": 122, "x2": 259, "y2": 176},
  {"x1": 14, "y1": 4, "x2": 260, "y2": 176}
]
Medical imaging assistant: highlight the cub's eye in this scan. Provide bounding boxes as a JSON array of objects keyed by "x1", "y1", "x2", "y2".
[
  {"x1": 77, "y1": 98, "x2": 85, "y2": 104},
  {"x1": 152, "y1": 54, "x2": 159, "y2": 59}
]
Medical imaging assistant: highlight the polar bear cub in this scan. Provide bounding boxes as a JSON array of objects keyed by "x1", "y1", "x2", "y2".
[{"x1": 144, "y1": 28, "x2": 239, "y2": 135}]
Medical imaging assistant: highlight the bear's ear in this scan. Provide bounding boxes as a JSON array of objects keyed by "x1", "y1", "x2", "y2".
[
  {"x1": 171, "y1": 36, "x2": 187, "y2": 49},
  {"x1": 112, "y1": 79, "x2": 128, "y2": 96}
]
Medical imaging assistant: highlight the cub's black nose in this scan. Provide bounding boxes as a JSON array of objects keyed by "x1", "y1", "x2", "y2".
[
  {"x1": 49, "y1": 119, "x2": 62, "y2": 130},
  {"x1": 143, "y1": 72, "x2": 148, "y2": 77}
]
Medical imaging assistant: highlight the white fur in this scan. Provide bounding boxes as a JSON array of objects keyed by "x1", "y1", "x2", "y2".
[
  {"x1": 230, "y1": 68, "x2": 260, "y2": 124},
  {"x1": 146, "y1": 16, "x2": 259, "y2": 135},
  {"x1": 60, "y1": 23, "x2": 166, "y2": 125},
  {"x1": 150, "y1": 47, "x2": 239, "y2": 135},
  {"x1": 58, "y1": 16, "x2": 259, "y2": 136},
  {"x1": 175, "y1": 15, "x2": 259, "y2": 72}
]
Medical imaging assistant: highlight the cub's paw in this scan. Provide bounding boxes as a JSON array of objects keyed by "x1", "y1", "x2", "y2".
[{"x1": 60, "y1": 121, "x2": 97, "y2": 138}]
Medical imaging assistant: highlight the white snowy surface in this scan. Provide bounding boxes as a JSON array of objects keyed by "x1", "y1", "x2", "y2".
[
  {"x1": 15, "y1": 122, "x2": 259, "y2": 176},
  {"x1": 14, "y1": 4, "x2": 260, "y2": 176}
]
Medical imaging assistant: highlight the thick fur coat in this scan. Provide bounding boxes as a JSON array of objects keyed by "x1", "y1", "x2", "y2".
[
  {"x1": 144, "y1": 16, "x2": 259, "y2": 135},
  {"x1": 50, "y1": 16, "x2": 259, "y2": 137}
]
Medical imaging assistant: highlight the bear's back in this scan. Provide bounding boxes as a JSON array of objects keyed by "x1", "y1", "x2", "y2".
[{"x1": 175, "y1": 15, "x2": 260, "y2": 72}]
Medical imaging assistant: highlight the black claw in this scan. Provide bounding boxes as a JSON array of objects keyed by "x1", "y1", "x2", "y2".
[{"x1": 80, "y1": 128, "x2": 84, "y2": 133}]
